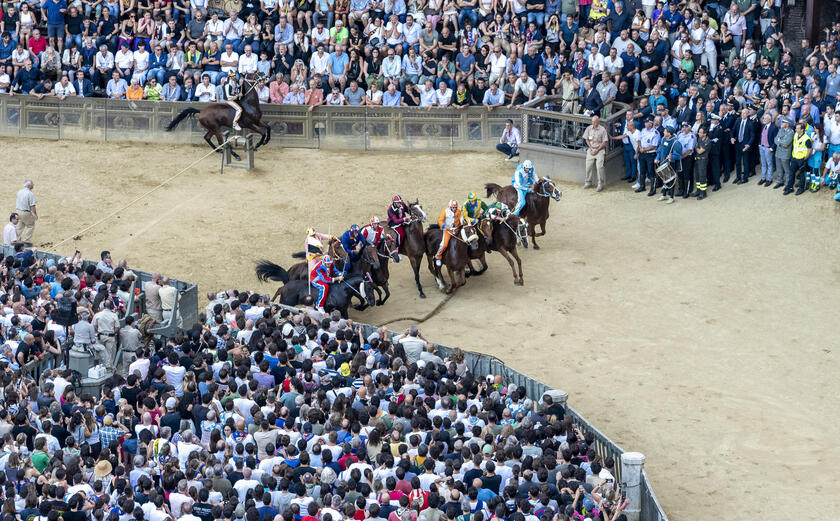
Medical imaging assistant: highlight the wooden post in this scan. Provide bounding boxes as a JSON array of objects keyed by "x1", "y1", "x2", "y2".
[{"x1": 805, "y1": 0, "x2": 819, "y2": 45}]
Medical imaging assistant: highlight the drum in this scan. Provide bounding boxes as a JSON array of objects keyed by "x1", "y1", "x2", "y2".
[{"x1": 656, "y1": 162, "x2": 677, "y2": 185}]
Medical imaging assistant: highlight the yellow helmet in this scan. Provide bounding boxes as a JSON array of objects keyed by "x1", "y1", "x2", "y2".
[{"x1": 467, "y1": 192, "x2": 478, "y2": 202}]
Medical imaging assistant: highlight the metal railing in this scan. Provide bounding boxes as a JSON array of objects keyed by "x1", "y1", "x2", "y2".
[
  {"x1": 274, "y1": 303, "x2": 666, "y2": 521},
  {"x1": 519, "y1": 97, "x2": 631, "y2": 154}
]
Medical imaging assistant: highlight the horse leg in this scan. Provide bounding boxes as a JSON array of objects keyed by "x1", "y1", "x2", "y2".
[
  {"x1": 427, "y1": 253, "x2": 445, "y2": 290},
  {"x1": 498, "y1": 248, "x2": 521, "y2": 285},
  {"x1": 511, "y1": 247, "x2": 524, "y2": 285},
  {"x1": 445, "y1": 266, "x2": 457, "y2": 293},
  {"x1": 473, "y1": 255, "x2": 488, "y2": 276},
  {"x1": 410, "y1": 256, "x2": 426, "y2": 298},
  {"x1": 204, "y1": 130, "x2": 221, "y2": 153},
  {"x1": 271, "y1": 286, "x2": 283, "y2": 302},
  {"x1": 535, "y1": 221, "x2": 547, "y2": 237},
  {"x1": 530, "y1": 220, "x2": 540, "y2": 250},
  {"x1": 377, "y1": 282, "x2": 390, "y2": 305}
]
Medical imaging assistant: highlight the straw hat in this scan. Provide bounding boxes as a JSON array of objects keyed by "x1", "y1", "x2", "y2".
[{"x1": 94, "y1": 460, "x2": 112, "y2": 478}]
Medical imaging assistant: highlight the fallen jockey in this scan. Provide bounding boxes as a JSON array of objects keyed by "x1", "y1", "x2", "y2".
[
  {"x1": 435, "y1": 200, "x2": 463, "y2": 267},
  {"x1": 310, "y1": 255, "x2": 343, "y2": 312},
  {"x1": 340, "y1": 224, "x2": 364, "y2": 266},
  {"x1": 306, "y1": 228, "x2": 334, "y2": 274},
  {"x1": 512, "y1": 159, "x2": 537, "y2": 216},
  {"x1": 462, "y1": 192, "x2": 488, "y2": 225},
  {"x1": 387, "y1": 195, "x2": 411, "y2": 247}
]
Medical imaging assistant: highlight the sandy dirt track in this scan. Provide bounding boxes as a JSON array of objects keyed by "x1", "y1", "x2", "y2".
[{"x1": 4, "y1": 137, "x2": 840, "y2": 521}]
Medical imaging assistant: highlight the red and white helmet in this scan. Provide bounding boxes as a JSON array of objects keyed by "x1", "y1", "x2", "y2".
[
  {"x1": 370, "y1": 216, "x2": 381, "y2": 226},
  {"x1": 392, "y1": 195, "x2": 403, "y2": 204},
  {"x1": 322, "y1": 255, "x2": 333, "y2": 265}
]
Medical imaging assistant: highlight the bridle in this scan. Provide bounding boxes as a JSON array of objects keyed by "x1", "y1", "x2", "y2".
[
  {"x1": 329, "y1": 239, "x2": 349, "y2": 269},
  {"x1": 534, "y1": 178, "x2": 562, "y2": 200},
  {"x1": 378, "y1": 230, "x2": 400, "y2": 260},
  {"x1": 341, "y1": 274, "x2": 373, "y2": 304}
]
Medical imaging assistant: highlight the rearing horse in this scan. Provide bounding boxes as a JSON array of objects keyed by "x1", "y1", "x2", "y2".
[
  {"x1": 165, "y1": 73, "x2": 272, "y2": 155},
  {"x1": 485, "y1": 177, "x2": 562, "y2": 249}
]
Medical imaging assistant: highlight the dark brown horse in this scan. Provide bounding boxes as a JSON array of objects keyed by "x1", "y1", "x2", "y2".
[
  {"x1": 466, "y1": 219, "x2": 489, "y2": 277},
  {"x1": 485, "y1": 177, "x2": 562, "y2": 249},
  {"x1": 479, "y1": 216, "x2": 524, "y2": 285},
  {"x1": 424, "y1": 223, "x2": 480, "y2": 294},
  {"x1": 351, "y1": 227, "x2": 401, "y2": 305},
  {"x1": 398, "y1": 201, "x2": 430, "y2": 298},
  {"x1": 165, "y1": 74, "x2": 272, "y2": 157}
]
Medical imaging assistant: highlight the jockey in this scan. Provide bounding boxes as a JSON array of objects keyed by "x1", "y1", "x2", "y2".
[
  {"x1": 512, "y1": 159, "x2": 537, "y2": 215},
  {"x1": 486, "y1": 201, "x2": 511, "y2": 222},
  {"x1": 223, "y1": 70, "x2": 243, "y2": 131},
  {"x1": 306, "y1": 228, "x2": 333, "y2": 274},
  {"x1": 434, "y1": 200, "x2": 463, "y2": 266},
  {"x1": 340, "y1": 224, "x2": 364, "y2": 265},
  {"x1": 386, "y1": 195, "x2": 411, "y2": 246},
  {"x1": 310, "y1": 255, "x2": 343, "y2": 311},
  {"x1": 361, "y1": 216, "x2": 385, "y2": 247},
  {"x1": 461, "y1": 192, "x2": 488, "y2": 225}
]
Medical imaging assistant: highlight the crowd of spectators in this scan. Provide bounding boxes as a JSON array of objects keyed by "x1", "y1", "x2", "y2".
[{"x1": 0, "y1": 243, "x2": 632, "y2": 521}]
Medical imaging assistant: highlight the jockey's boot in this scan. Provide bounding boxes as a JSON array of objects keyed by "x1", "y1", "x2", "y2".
[{"x1": 435, "y1": 258, "x2": 442, "y2": 267}]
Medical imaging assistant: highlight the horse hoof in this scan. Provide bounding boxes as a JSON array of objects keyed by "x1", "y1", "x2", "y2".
[
  {"x1": 533, "y1": 244, "x2": 540, "y2": 250},
  {"x1": 515, "y1": 280, "x2": 524, "y2": 286},
  {"x1": 419, "y1": 292, "x2": 426, "y2": 299}
]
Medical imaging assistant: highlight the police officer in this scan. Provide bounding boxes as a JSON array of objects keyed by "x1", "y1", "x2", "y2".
[
  {"x1": 708, "y1": 114, "x2": 724, "y2": 191},
  {"x1": 693, "y1": 126, "x2": 710, "y2": 200},
  {"x1": 118, "y1": 315, "x2": 143, "y2": 376},
  {"x1": 654, "y1": 126, "x2": 682, "y2": 204},
  {"x1": 636, "y1": 116, "x2": 660, "y2": 195},
  {"x1": 676, "y1": 121, "x2": 696, "y2": 198},
  {"x1": 773, "y1": 117, "x2": 794, "y2": 189},
  {"x1": 92, "y1": 300, "x2": 120, "y2": 367},
  {"x1": 786, "y1": 123, "x2": 812, "y2": 196}
]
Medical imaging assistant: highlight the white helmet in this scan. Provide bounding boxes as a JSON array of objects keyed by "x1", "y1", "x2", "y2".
[{"x1": 523, "y1": 160, "x2": 533, "y2": 171}]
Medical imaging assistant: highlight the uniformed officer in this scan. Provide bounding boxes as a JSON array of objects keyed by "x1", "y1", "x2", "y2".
[
  {"x1": 708, "y1": 114, "x2": 724, "y2": 190},
  {"x1": 118, "y1": 314, "x2": 143, "y2": 376},
  {"x1": 636, "y1": 117, "x2": 661, "y2": 196},
  {"x1": 786, "y1": 123, "x2": 812, "y2": 196},
  {"x1": 773, "y1": 117, "x2": 794, "y2": 189},
  {"x1": 676, "y1": 121, "x2": 697, "y2": 198},
  {"x1": 92, "y1": 300, "x2": 120, "y2": 367},
  {"x1": 654, "y1": 126, "x2": 683, "y2": 204},
  {"x1": 14, "y1": 180, "x2": 38, "y2": 246},
  {"x1": 693, "y1": 126, "x2": 710, "y2": 200}
]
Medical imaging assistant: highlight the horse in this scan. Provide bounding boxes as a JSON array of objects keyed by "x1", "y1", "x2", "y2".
[
  {"x1": 466, "y1": 219, "x2": 489, "y2": 277},
  {"x1": 399, "y1": 201, "x2": 430, "y2": 298},
  {"x1": 485, "y1": 177, "x2": 562, "y2": 249},
  {"x1": 479, "y1": 215, "x2": 524, "y2": 285},
  {"x1": 423, "y1": 223, "x2": 480, "y2": 294},
  {"x1": 255, "y1": 263, "x2": 375, "y2": 317},
  {"x1": 165, "y1": 73, "x2": 272, "y2": 158},
  {"x1": 352, "y1": 227, "x2": 401, "y2": 305}
]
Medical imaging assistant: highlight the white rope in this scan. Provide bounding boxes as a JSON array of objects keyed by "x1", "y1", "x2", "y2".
[{"x1": 51, "y1": 137, "x2": 235, "y2": 251}]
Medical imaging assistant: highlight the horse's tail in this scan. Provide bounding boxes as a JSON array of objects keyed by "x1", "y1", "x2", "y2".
[
  {"x1": 255, "y1": 260, "x2": 289, "y2": 283},
  {"x1": 166, "y1": 107, "x2": 201, "y2": 131},
  {"x1": 290, "y1": 251, "x2": 307, "y2": 259},
  {"x1": 485, "y1": 183, "x2": 503, "y2": 198}
]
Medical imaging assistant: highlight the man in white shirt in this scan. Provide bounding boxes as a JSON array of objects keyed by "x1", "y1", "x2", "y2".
[
  {"x1": 94, "y1": 44, "x2": 115, "y2": 88},
  {"x1": 163, "y1": 353, "x2": 187, "y2": 395},
  {"x1": 309, "y1": 45, "x2": 330, "y2": 76},
  {"x1": 176, "y1": 432, "x2": 202, "y2": 471},
  {"x1": 488, "y1": 46, "x2": 507, "y2": 86},
  {"x1": 237, "y1": 45, "x2": 258, "y2": 75},
  {"x1": 169, "y1": 479, "x2": 195, "y2": 516},
  {"x1": 220, "y1": 43, "x2": 240, "y2": 74},
  {"x1": 196, "y1": 75, "x2": 216, "y2": 101},
  {"x1": 435, "y1": 82, "x2": 451, "y2": 107},
  {"x1": 418, "y1": 79, "x2": 436, "y2": 108},
  {"x1": 3, "y1": 214, "x2": 18, "y2": 246},
  {"x1": 603, "y1": 47, "x2": 624, "y2": 75},
  {"x1": 222, "y1": 9, "x2": 244, "y2": 48},
  {"x1": 233, "y1": 467, "x2": 260, "y2": 502},
  {"x1": 54, "y1": 75, "x2": 76, "y2": 99},
  {"x1": 114, "y1": 43, "x2": 135, "y2": 77}
]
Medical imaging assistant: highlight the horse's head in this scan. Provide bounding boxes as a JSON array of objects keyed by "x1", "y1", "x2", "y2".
[
  {"x1": 479, "y1": 219, "x2": 494, "y2": 248},
  {"x1": 539, "y1": 177, "x2": 563, "y2": 201},
  {"x1": 361, "y1": 243, "x2": 380, "y2": 270},
  {"x1": 409, "y1": 200, "x2": 427, "y2": 223},
  {"x1": 461, "y1": 224, "x2": 480, "y2": 251},
  {"x1": 330, "y1": 238, "x2": 350, "y2": 267},
  {"x1": 380, "y1": 227, "x2": 401, "y2": 262}
]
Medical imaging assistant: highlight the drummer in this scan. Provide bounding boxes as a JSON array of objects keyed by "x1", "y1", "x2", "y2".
[{"x1": 654, "y1": 126, "x2": 683, "y2": 205}]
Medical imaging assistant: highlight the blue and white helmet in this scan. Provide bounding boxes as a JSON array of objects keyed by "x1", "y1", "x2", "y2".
[
  {"x1": 350, "y1": 224, "x2": 360, "y2": 234},
  {"x1": 522, "y1": 160, "x2": 533, "y2": 171}
]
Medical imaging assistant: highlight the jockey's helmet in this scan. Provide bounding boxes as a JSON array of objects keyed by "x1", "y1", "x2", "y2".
[
  {"x1": 370, "y1": 216, "x2": 381, "y2": 226},
  {"x1": 350, "y1": 224, "x2": 359, "y2": 234},
  {"x1": 392, "y1": 195, "x2": 402, "y2": 204},
  {"x1": 449, "y1": 199, "x2": 458, "y2": 209},
  {"x1": 323, "y1": 255, "x2": 333, "y2": 265},
  {"x1": 467, "y1": 192, "x2": 478, "y2": 202},
  {"x1": 523, "y1": 160, "x2": 533, "y2": 172},
  {"x1": 306, "y1": 227, "x2": 315, "y2": 236}
]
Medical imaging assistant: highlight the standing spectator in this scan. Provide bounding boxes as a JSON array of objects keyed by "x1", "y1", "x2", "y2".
[
  {"x1": 144, "y1": 273, "x2": 164, "y2": 323},
  {"x1": 14, "y1": 180, "x2": 37, "y2": 246},
  {"x1": 3, "y1": 213, "x2": 18, "y2": 247},
  {"x1": 41, "y1": 0, "x2": 68, "y2": 53},
  {"x1": 583, "y1": 115, "x2": 608, "y2": 191},
  {"x1": 757, "y1": 113, "x2": 778, "y2": 186},
  {"x1": 732, "y1": 108, "x2": 754, "y2": 184}
]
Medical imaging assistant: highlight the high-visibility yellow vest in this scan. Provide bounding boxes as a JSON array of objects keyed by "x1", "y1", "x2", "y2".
[{"x1": 792, "y1": 133, "x2": 810, "y2": 160}]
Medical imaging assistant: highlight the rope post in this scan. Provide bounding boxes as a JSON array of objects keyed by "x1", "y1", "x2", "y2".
[{"x1": 620, "y1": 452, "x2": 645, "y2": 521}]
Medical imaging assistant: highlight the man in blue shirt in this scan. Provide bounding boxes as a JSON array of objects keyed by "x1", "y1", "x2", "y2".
[
  {"x1": 12, "y1": 60, "x2": 42, "y2": 94},
  {"x1": 106, "y1": 70, "x2": 128, "y2": 98},
  {"x1": 382, "y1": 82, "x2": 401, "y2": 106},
  {"x1": 41, "y1": 0, "x2": 68, "y2": 53},
  {"x1": 521, "y1": 44, "x2": 544, "y2": 79},
  {"x1": 327, "y1": 46, "x2": 350, "y2": 91}
]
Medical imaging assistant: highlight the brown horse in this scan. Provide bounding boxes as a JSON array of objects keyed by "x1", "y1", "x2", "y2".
[
  {"x1": 466, "y1": 219, "x2": 489, "y2": 277},
  {"x1": 424, "y1": 223, "x2": 480, "y2": 294},
  {"x1": 352, "y1": 227, "x2": 401, "y2": 305},
  {"x1": 398, "y1": 201, "x2": 430, "y2": 298},
  {"x1": 165, "y1": 74, "x2": 272, "y2": 157},
  {"x1": 479, "y1": 216, "x2": 524, "y2": 285},
  {"x1": 485, "y1": 177, "x2": 562, "y2": 249},
  {"x1": 259, "y1": 238, "x2": 349, "y2": 301}
]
